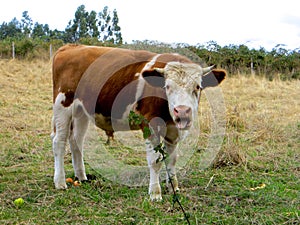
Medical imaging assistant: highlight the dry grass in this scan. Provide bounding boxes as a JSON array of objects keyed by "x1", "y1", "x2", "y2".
[
  {"x1": 0, "y1": 59, "x2": 52, "y2": 153},
  {"x1": 210, "y1": 74, "x2": 300, "y2": 169},
  {"x1": 1, "y1": 60, "x2": 299, "y2": 168}
]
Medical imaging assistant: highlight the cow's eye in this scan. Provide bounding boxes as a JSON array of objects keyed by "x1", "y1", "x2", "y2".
[
  {"x1": 164, "y1": 85, "x2": 170, "y2": 90},
  {"x1": 193, "y1": 85, "x2": 201, "y2": 97}
]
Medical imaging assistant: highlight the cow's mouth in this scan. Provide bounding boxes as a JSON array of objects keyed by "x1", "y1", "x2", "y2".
[{"x1": 175, "y1": 117, "x2": 192, "y2": 130}]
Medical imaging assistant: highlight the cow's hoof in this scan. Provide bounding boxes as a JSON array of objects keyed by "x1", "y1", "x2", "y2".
[
  {"x1": 167, "y1": 176, "x2": 179, "y2": 193},
  {"x1": 149, "y1": 183, "x2": 162, "y2": 201},
  {"x1": 54, "y1": 176, "x2": 67, "y2": 189},
  {"x1": 168, "y1": 186, "x2": 180, "y2": 194},
  {"x1": 55, "y1": 182, "x2": 67, "y2": 189},
  {"x1": 150, "y1": 193, "x2": 162, "y2": 202}
]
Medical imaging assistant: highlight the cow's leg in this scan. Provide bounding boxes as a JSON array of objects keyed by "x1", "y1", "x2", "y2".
[
  {"x1": 163, "y1": 125, "x2": 180, "y2": 193},
  {"x1": 164, "y1": 142, "x2": 179, "y2": 193},
  {"x1": 146, "y1": 138, "x2": 163, "y2": 201},
  {"x1": 52, "y1": 93, "x2": 72, "y2": 189},
  {"x1": 69, "y1": 111, "x2": 89, "y2": 181}
]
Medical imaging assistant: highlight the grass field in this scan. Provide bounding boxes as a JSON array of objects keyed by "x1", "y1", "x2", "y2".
[{"x1": 0, "y1": 59, "x2": 299, "y2": 224}]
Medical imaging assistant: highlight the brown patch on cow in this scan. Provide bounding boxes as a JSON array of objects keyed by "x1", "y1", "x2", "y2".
[
  {"x1": 72, "y1": 48, "x2": 156, "y2": 116},
  {"x1": 52, "y1": 44, "x2": 114, "y2": 103},
  {"x1": 136, "y1": 82, "x2": 172, "y2": 128},
  {"x1": 61, "y1": 90, "x2": 75, "y2": 107}
]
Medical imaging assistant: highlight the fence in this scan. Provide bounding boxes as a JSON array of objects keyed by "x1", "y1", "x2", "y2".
[
  {"x1": 9, "y1": 42, "x2": 54, "y2": 60},
  {"x1": 0, "y1": 39, "x2": 65, "y2": 59}
]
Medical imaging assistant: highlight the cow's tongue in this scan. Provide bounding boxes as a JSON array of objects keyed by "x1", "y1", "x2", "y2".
[{"x1": 176, "y1": 119, "x2": 189, "y2": 129}]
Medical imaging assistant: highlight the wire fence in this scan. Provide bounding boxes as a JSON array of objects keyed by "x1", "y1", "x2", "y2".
[{"x1": 0, "y1": 39, "x2": 64, "y2": 60}]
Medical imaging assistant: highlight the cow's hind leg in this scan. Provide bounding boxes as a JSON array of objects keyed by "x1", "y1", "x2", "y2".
[
  {"x1": 69, "y1": 105, "x2": 89, "y2": 181},
  {"x1": 52, "y1": 93, "x2": 72, "y2": 189}
]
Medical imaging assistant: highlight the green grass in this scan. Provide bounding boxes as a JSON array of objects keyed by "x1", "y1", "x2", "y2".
[
  {"x1": 0, "y1": 60, "x2": 299, "y2": 224},
  {"x1": 1, "y1": 148, "x2": 299, "y2": 224},
  {"x1": 1, "y1": 124, "x2": 299, "y2": 225}
]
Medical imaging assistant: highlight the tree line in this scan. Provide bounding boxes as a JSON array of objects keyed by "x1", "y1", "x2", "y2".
[
  {"x1": 0, "y1": 5, "x2": 299, "y2": 80},
  {"x1": 0, "y1": 5, "x2": 122, "y2": 43},
  {"x1": 0, "y1": 5, "x2": 122, "y2": 59},
  {"x1": 188, "y1": 41, "x2": 300, "y2": 80}
]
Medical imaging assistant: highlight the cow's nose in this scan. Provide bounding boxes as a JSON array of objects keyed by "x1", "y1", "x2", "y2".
[{"x1": 174, "y1": 105, "x2": 192, "y2": 117}]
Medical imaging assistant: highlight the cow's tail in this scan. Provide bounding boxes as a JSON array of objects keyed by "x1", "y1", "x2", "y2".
[{"x1": 50, "y1": 115, "x2": 56, "y2": 141}]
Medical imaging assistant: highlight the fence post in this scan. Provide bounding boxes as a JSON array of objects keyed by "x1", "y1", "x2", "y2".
[
  {"x1": 12, "y1": 42, "x2": 15, "y2": 59},
  {"x1": 49, "y1": 44, "x2": 52, "y2": 59},
  {"x1": 251, "y1": 57, "x2": 255, "y2": 76}
]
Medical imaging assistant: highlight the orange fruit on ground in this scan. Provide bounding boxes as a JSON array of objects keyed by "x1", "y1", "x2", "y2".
[
  {"x1": 73, "y1": 181, "x2": 80, "y2": 187},
  {"x1": 66, "y1": 178, "x2": 74, "y2": 183}
]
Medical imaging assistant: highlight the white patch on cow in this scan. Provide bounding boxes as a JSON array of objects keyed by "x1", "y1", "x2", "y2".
[
  {"x1": 143, "y1": 54, "x2": 161, "y2": 71},
  {"x1": 120, "y1": 54, "x2": 161, "y2": 120}
]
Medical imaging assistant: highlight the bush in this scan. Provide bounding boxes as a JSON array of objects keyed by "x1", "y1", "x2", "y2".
[
  {"x1": 0, "y1": 39, "x2": 11, "y2": 58},
  {"x1": 14, "y1": 38, "x2": 35, "y2": 58}
]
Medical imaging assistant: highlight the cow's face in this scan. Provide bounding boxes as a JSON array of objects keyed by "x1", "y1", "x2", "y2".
[{"x1": 142, "y1": 62, "x2": 226, "y2": 130}]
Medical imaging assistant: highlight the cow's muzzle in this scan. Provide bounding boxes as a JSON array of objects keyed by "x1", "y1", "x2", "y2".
[{"x1": 173, "y1": 105, "x2": 192, "y2": 130}]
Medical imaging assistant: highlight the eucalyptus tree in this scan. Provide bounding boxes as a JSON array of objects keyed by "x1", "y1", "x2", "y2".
[{"x1": 21, "y1": 11, "x2": 33, "y2": 38}]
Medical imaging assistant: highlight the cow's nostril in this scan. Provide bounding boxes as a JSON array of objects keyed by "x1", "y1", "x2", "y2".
[
  {"x1": 173, "y1": 107, "x2": 179, "y2": 117},
  {"x1": 174, "y1": 105, "x2": 192, "y2": 117}
]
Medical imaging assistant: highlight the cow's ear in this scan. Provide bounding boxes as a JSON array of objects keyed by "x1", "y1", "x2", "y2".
[
  {"x1": 142, "y1": 68, "x2": 165, "y2": 88},
  {"x1": 201, "y1": 69, "x2": 226, "y2": 89}
]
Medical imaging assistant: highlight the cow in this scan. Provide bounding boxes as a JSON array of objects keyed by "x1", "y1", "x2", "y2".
[{"x1": 51, "y1": 44, "x2": 226, "y2": 201}]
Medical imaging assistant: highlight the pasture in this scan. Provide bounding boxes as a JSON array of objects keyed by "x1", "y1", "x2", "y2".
[{"x1": 0, "y1": 59, "x2": 299, "y2": 224}]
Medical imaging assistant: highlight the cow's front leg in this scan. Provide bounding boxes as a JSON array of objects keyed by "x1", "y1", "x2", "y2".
[
  {"x1": 146, "y1": 139, "x2": 163, "y2": 201},
  {"x1": 165, "y1": 142, "x2": 180, "y2": 193}
]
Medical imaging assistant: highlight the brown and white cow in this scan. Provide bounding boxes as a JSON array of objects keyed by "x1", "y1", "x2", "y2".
[{"x1": 51, "y1": 44, "x2": 226, "y2": 201}]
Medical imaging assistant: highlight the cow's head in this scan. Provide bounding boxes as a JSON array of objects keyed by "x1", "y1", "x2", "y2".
[{"x1": 142, "y1": 62, "x2": 226, "y2": 130}]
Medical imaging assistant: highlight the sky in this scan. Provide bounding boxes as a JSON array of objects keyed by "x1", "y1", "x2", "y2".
[{"x1": 0, "y1": 0, "x2": 299, "y2": 51}]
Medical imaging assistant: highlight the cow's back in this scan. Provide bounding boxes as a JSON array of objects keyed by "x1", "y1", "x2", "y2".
[{"x1": 52, "y1": 44, "x2": 114, "y2": 102}]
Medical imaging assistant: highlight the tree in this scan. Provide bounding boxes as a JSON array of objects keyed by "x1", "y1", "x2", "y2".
[
  {"x1": 32, "y1": 23, "x2": 50, "y2": 40},
  {"x1": 50, "y1": 29, "x2": 65, "y2": 40},
  {"x1": 21, "y1": 11, "x2": 33, "y2": 38},
  {"x1": 65, "y1": 5, "x2": 122, "y2": 44},
  {"x1": 98, "y1": 6, "x2": 111, "y2": 41},
  {"x1": 0, "y1": 18, "x2": 23, "y2": 39},
  {"x1": 65, "y1": 5, "x2": 89, "y2": 42},
  {"x1": 87, "y1": 10, "x2": 100, "y2": 38},
  {"x1": 111, "y1": 9, "x2": 122, "y2": 44},
  {"x1": 98, "y1": 6, "x2": 122, "y2": 43}
]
